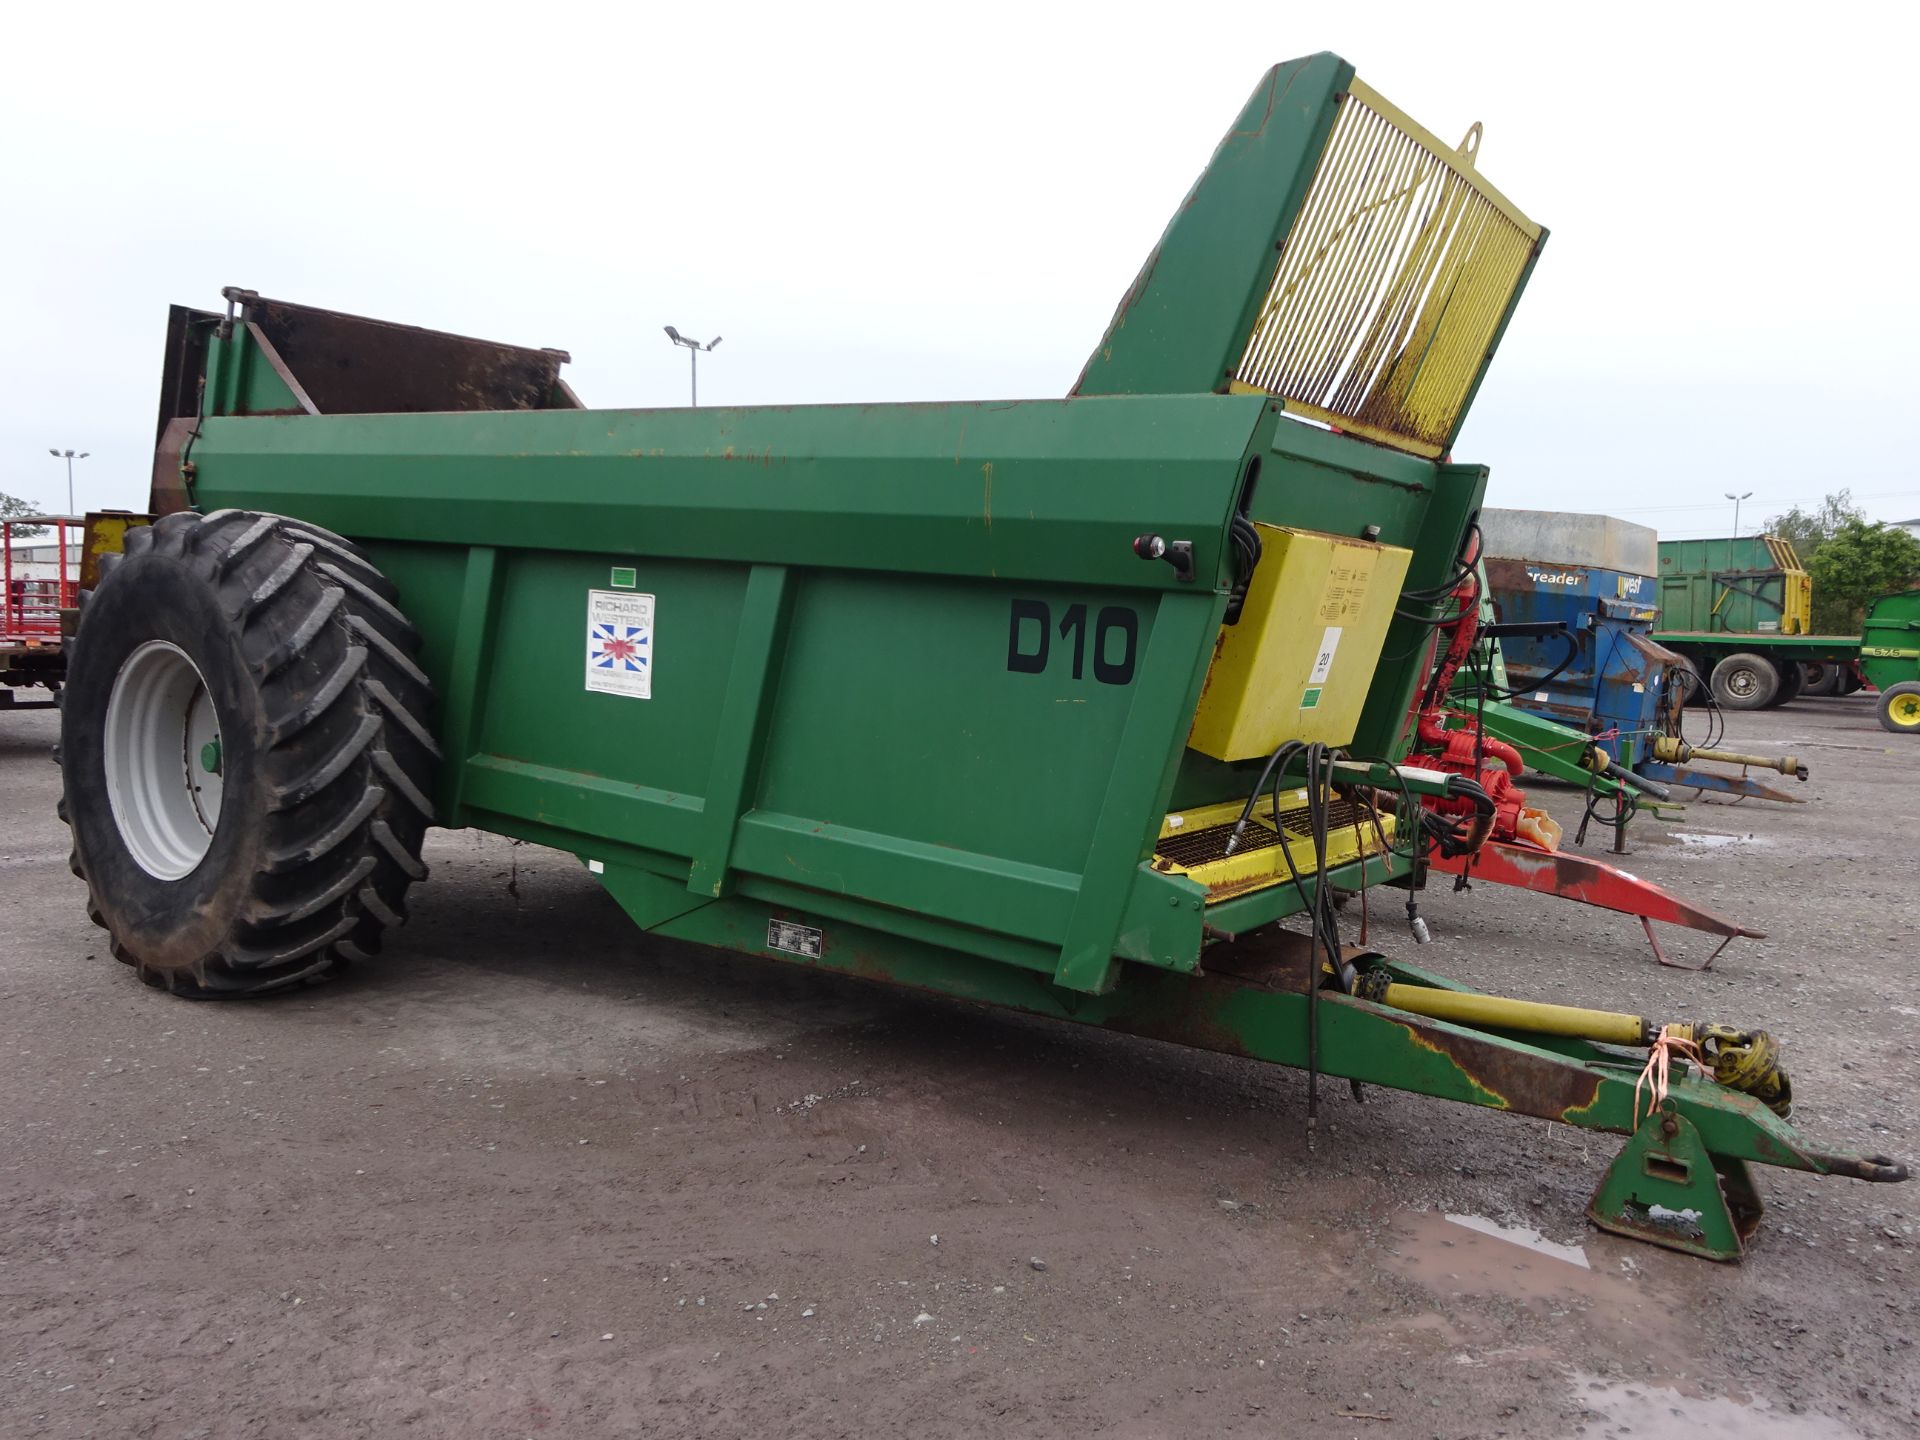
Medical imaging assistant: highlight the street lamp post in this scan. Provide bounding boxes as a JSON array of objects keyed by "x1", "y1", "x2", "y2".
[
  {"x1": 48, "y1": 448, "x2": 90, "y2": 516},
  {"x1": 1724, "y1": 490, "x2": 1753, "y2": 537},
  {"x1": 663, "y1": 327, "x2": 722, "y2": 406}
]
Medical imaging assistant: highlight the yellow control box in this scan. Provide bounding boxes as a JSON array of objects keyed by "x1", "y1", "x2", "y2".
[{"x1": 1187, "y1": 523, "x2": 1413, "y2": 761}]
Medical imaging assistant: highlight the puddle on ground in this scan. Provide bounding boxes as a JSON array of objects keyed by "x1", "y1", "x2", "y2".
[
  {"x1": 1391, "y1": 1210, "x2": 1614, "y2": 1306},
  {"x1": 1570, "y1": 1373, "x2": 1863, "y2": 1439},
  {"x1": 1387, "y1": 1211, "x2": 1694, "y2": 1368},
  {"x1": 1672, "y1": 832, "x2": 1766, "y2": 849},
  {"x1": 1442, "y1": 1212, "x2": 1591, "y2": 1268}
]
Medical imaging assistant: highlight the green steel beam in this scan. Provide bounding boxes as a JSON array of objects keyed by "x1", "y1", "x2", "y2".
[
  {"x1": 1073, "y1": 54, "x2": 1352, "y2": 398},
  {"x1": 437, "y1": 545, "x2": 502, "y2": 823},
  {"x1": 183, "y1": 372, "x2": 1485, "y2": 992},
  {"x1": 1654, "y1": 632, "x2": 1862, "y2": 661},
  {"x1": 187, "y1": 392, "x2": 1269, "y2": 593},
  {"x1": 593, "y1": 877, "x2": 1895, "y2": 1193},
  {"x1": 1056, "y1": 587, "x2": 1224, "y2": 993},
  {"x1": 686, "y1": 564, "x2": 796, "y2": 898},
  {"x1": 1462, "y1": 697, "x2": 1627, "y2": 798}
]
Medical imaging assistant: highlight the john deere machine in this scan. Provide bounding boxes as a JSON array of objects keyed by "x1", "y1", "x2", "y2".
[{"x1": 58, "y1": 53, "x2": 1903, "y2": 1258}]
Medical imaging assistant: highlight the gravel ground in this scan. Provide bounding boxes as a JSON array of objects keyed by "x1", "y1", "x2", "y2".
[{"x1": 1, "y1": 693, "x2": 1914, "y2": 1439}]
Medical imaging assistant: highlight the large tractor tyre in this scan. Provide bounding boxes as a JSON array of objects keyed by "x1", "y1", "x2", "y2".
[
  {"x1": 56, "y1": 509, "x2": 439, "y2": 997},
  {"x1": 1801, "y1": 662, "x2": 1842, "y2": 697},
  {"x1": 1709, "y1": 652, "x2": 1778, "y2": 711},
  {"x1": 1763, "y1": 658, "x2": 1804, "y2": 708},
  {"x1": 1879, "y1": 683, "x2": 1920, "y2": 735}
]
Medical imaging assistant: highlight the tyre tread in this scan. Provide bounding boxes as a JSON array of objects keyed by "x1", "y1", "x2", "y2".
[{"x1": 58, "y1": 510, "x2": 438, "y2": 998}]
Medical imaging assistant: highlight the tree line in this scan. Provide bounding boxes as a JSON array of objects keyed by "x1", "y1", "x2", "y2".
[{"x1": 1764, "y1": 491, "x2": 1920, "y2": 635}]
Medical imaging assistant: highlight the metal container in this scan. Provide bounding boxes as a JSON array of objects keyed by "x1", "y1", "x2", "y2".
[
  {"x1": 52, "y1": 54, "x2": 1905, "y2": 1258},
  {"x1": 1657, "y1": 536, "x2": 1812, "y2": 636},
  {"x1": 1480, "y1": 508, "x2": 1657, "y2": 577},
  {"x1": 1480, "y1": 554, "x2": 1677, "y2": 771}
]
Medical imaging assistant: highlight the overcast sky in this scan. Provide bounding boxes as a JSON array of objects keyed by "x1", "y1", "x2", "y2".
[{"x1": 5, "y1": 2, "x2": 1915, "y2": 536}]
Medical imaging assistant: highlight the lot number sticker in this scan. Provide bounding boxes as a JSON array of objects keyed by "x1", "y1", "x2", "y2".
[
  {"x1": 1309, "y1": 626, "x2": 1342, "y2": 685},
  {"x1": 586, "y1": 589, "x2": 654, "y2": 699}
]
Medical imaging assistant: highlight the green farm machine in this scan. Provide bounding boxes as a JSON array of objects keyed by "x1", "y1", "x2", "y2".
[
  {"x1": 1861, "y1": 590, "x2": 1920, "y2": 732},
  {"x1": 1653, "y1": 536, "x2": 1920, "y2": 731},
  {"x1": 59, "y1": 53, "x2": 1904, "y2": 1258}
]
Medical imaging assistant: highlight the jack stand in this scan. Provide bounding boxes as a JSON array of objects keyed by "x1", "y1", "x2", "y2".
[
  {"x1": 1588, "y1": 1105, "x2": 1764, "y2": 1262},
  {"x1": 1638, "y1": 916, "x2": 1736, "y2": 971},
  {"x1": 1613, "y1": 788, "x2": 1630, "y2": 855}
]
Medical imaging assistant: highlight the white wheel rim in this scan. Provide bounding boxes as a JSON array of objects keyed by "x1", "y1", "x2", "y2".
[{"x1": 104, "y1": 640, "x2": 225, "y2": 880}]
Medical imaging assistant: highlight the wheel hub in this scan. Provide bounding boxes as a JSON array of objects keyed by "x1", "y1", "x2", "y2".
[{"x1": 103, "y1": 641, "x2": 225, "y2": 879}]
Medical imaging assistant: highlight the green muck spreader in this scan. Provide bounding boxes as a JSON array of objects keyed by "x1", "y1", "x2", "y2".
[{"x1": 62, "y1": 52, "x2": 1904, "y2": 1259}]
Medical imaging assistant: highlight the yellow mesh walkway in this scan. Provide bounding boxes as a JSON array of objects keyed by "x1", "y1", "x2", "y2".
[{"x1": 1151, "y1": 789, "x2": 1395, "y2": 904}]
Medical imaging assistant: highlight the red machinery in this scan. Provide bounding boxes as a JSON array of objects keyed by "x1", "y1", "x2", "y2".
[
  {"x1": 1, "y1": 516, "x2": 78, "y2": 711},
  {"x1": 1403, "y1": 532, "x2": 1760, "y2": 968}
]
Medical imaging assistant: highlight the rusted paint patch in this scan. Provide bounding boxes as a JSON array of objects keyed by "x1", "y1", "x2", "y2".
[
  {"x1": 1202, "y1": 931, "x2": 1317, "y2": 992},
  {"x1": 1393, "y1": 1012, "x2": 1606, "y2": 1122}
]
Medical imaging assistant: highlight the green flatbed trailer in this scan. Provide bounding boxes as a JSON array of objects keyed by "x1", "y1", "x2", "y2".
[
  {"x1": 53, "y1": 53, "x2": 1906, "y2": 1258},
  {"x1": 1656, "y1": 535, "x2": 1812, "y2": 637},
  {"x1": 1651, "y1": 629, "x2": 1860, "y2": 709},
  {"x1": 1653, "y1": 632, "x2": 1861, "y2": 660},
  {"x1": 1655, "y1": 534, "x2": 1836, "y2": 709},
  {"x1": 1652, "y1": 535, "x2": 1920, "y2": 724},
  {"x1": 1656, "y1": 599, "x2": 1919, "y2": 731}
]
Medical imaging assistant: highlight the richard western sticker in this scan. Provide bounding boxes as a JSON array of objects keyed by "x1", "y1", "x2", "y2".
[{"x1": 585, "y1": 589, "x2": 654, "y2": 699}]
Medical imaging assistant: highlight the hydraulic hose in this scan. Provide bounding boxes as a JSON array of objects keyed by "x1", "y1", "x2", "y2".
[{"x1": 1583, "y1": 747, "x2": 1673, "y2": 800}]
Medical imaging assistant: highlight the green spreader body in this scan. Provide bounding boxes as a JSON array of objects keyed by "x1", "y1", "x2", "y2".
[
  {"x1": 176, "y1": 393, "x2": 1482, "y2": 994},
  {"x1": 140, "y1": 54, "x2": 1903, "y2": 1257}
]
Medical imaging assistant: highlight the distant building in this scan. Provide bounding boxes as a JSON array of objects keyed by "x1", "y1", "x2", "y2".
[
  {"x1": 4, "y1": 538, "x2": 81, "y2": 585},
  {"x1": 1896, "y1": 518, "x2": 1920, "y2": 540}
]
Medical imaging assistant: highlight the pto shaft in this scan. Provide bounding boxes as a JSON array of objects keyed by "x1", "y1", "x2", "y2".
[
  {"x1": 1651, "y1": 736, "x2": 1806, "y2": 781},
  {"x1": 1352, "y1": 972, "x2": 1651, "y2": 1044},
  {"x1": 1351, "y1": 972, "x2": 1796, "y2": 1116}
]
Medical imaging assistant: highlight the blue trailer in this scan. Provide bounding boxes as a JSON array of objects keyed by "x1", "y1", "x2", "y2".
[
  {"x1": 1482, "y1": 554, "x2": 1679, "y2": 773},
  {"x1": 1477, "y1": 512, "x2": 1807, "y2": 806}
]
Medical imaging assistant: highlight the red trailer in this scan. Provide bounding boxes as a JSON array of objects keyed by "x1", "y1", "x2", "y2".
[{"x1": 3, "y1": 514, "x2": 149, "y2": 711}]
